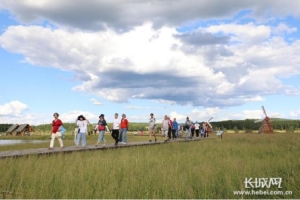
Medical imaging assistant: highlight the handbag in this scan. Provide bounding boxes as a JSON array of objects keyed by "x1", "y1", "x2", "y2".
[
  {"x1": 58, "y1": 126, "x2": 67, "y2": 139},
  {"x1": 59, "y1": 126, "x2": 66, "y2": 134},
  {"x1": 98, "y1": 125, "x2": 105, "y2": 131},
  {"x1": 56, "y1": 132, "x2": 62, "y2": 138}
]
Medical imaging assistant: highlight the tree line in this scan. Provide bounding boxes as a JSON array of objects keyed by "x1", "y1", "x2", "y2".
[
  {"x1": 210, "y1": 119, "x2": 300, "y2": 132},
  {"x1": 0, "y1": 124, "x2": 13, "y2": 132}
]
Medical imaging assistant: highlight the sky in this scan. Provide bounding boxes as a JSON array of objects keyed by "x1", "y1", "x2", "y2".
[{"x1": 0, "y1": 0, "x2": 300, "y2": 125}]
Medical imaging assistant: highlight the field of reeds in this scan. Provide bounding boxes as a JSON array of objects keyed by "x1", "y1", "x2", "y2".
[{"x1": 0, "y1": 132, "x2": 299, "y2": 199}]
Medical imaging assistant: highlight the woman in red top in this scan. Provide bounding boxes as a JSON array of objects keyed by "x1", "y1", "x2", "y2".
[
  {"x1": 49, "y1": 112, "x2": 64, "y2": 150},
  {"x1": 119, "y1": 114, "x2": 129, "y2": 144}
]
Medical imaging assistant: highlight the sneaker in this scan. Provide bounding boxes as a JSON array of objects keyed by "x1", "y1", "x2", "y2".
[
  {"x1": 149, "y1": 140, "x2": 152, "y2": 142},
  {"x1": 48, "y1": 147, "x2": 53, "y2": 150},
  {"x1": 95, "y1": 144, "x2": 98, "y2": 146},
  {"x1": 75, "y1": 145, "x2": 79, "y2": 148},
  {"x1": 123, "y1": 142, "x2": 127, "y2": 144},
  {"x1": 103, "y1": 144, "x2": 106, "y2": 147},
  {"x1": 60, "y1": 146, "x2": 64, "y2": 150}
]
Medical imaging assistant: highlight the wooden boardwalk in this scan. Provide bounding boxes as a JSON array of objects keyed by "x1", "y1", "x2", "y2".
[{"x1": 0, "y1": 137, "x2": 213, "y2": 159}]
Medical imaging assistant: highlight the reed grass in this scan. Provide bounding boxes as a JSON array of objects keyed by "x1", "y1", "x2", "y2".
[{"x1": 0, "y1": 133, "x2": 299, "y2": 199}]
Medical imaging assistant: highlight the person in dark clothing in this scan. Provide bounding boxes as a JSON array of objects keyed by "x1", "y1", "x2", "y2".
[{"x1": 111, "y1": 113, "x2": 121, "y2": 145}]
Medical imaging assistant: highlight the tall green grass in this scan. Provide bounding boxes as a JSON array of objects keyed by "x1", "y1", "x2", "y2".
[{"x1": 0, "y1": 133, "x2": 299, "y2": 199}]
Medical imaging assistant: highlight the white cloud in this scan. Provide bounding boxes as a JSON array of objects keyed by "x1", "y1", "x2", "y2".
[
  {"x1": 129, "y1": 115, "x2": 150, "y2": 122},
  {"x1": 0, "y1": 111, "x2": 51, "y2": 125},
  {"x1": 157, "y1": 99, "x2": 177, "y2": 105},
  {"x1": 244, "y1": 96, "x2": 265, "y2": 102},
  {"x1": 242, "y1": 110, "x2": 265, "y2": 119},
  {"x1": 290, "y1": 110, "x2": 300, "y2": 117},
  {"x1": 124, "y1": 105, "x2": 151, "y2": 110},
  {"x1": 1, "y1": 0, "x2": 300, "y2": 31},
  {"x1": 228, "y1": 109, "x2": 281, "y2": 120},
  {"x1": 205, "y1": 23, "x2": 271, "y2": 44},
  {"x1": 285, "y1": 87, "x2": 300, "y2": 96},
  {"x1": 169, "y1": 107, "x2": 220, "y2": 122},
  {"x1": 273, "y1": 23, "x2": 297, "y2": 35},
  {"x1": 59, "y1": 110, "x2": 98, "y2": 123},
  {"x1": 1, "y1": 1, "x2": 300, "y2": 109},
  {"x1": 90, "y1": 98, "x2": 103, "y2": 105},
  {"x1": 1, "y1": 23, "x2": 299, "y2": 108},
  {"x1": 0, "y1": 100, "x2": 28, "y2": 116}
]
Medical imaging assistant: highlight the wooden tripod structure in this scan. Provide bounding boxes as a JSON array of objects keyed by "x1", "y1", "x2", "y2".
[{"x1": 258, "y1": 106, "x2": 274, "y2": 134}]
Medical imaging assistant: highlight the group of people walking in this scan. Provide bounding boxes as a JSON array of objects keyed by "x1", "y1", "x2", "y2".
[
  {"x1": 90, "y1": 113, "x2": 129, "y2": 147},
  {"x1": 48, "y1": 112, "x2": 210, "y2": 149},
  {"x1": 49, "y1": 112, "x2": 129, "y2": 149},
  {"x1": 183, "y1": 117, "x2": 210, "y2": 139},
  {"x1": 160, "y1": 115, "x2": 210, "y2": 142}
]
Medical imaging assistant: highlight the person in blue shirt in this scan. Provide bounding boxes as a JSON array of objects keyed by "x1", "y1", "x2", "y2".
[{"x1": 172, "y1": 118, "x2": 178, "y2": 140}]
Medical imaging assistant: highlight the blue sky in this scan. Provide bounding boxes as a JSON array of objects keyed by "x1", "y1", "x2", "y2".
[{"x1": 0, "y1": 0, "x2": 299, "y2": 125}]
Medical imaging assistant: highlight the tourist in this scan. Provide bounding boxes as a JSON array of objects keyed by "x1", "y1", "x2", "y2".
[
  {"x1": 191, "y1": 123, "x2": 195, "y2": 138},
  {"x1": 200, "y1": 125, "x2": 204, "y2": 138},
  {"x1": 177, "y1": 124, "x2": 181, "y2": 138},
  {"x1": 111, "y1": 113, "x2": 121, "y2": 145},
  {"x1": 202, "y1": 122, "x2": 207, "y2": 138},
  {"x1": 119, "y1": 114, "x2": 129, "y2": 144},
  {"x1": 149, "y1": 113, "x2": 157, "y2": 142},
  {"x1": 172, "y1": 118, "x2": 178, "y2": 140},
  {"x1": 49, "y1": 112, "x2": 64, "y2": 150},
  {"x1": 75, "y1": 115, "x2": 89, "y2": 147},
  {"x1": 95, "y1": 114, "x2": 107, "y2": 147},
  {"x1": 185, "y1": 117, "x2": 192, "y2": 140},
  {"x1": 167, "y1": 117, "x2": 173, "y2": 140},
  {"x1": 205, "y1": 122, "x2": 209, "y2": 138},
  {"x1": 194, "y1": 121, "x2": 200, "y2": 138},
  {"x1": 161, "y1": 115, "x2": 169, "y2": 142}
]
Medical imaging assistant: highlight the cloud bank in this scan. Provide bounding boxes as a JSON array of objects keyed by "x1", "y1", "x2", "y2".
[{"x1": 0, "y1": 0, "x2": 299, "y2": 109}]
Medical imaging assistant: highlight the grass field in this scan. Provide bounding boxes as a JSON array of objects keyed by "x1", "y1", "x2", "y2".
[{"x1": 0, "y1": 132, "x2": 299, "y2": 199}]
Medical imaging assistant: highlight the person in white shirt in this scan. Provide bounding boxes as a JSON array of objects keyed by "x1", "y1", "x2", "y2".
[
  {"x1": 75, "y1": 115, "x2": 90, "y2": 147},
  {"x1": 194, "y1": 121, "x2": 200, "y2": 138},
  {"x1": 161, "y1": 115, "x2": 169, "y2": 142},
  {"x1": 111, "y1": 113, "x2": 121, "y2": 145},
  {"x1": 149, "y1": 113, "x2": 157, "y2": 142}
]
